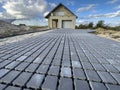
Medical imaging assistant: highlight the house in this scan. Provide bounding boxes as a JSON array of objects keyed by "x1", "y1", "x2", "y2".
[{"x1": 45, "y1": 3, "x2": 77, "y2": 29}]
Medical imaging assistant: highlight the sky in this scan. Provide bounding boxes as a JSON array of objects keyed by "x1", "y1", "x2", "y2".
[{"x1": 0, "y1": 0, "x2": 120, "y2": 26}]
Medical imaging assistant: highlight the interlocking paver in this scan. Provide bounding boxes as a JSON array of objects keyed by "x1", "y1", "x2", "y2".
[
  {"x1": 74, "y1": 79, "x2": 90, "y2": 90},
  {"x1": 82, "y1": 62, "x2": 94, "y2": 70},
  {"x1": 102, "y1": 64, "x2": 119, "y2": 73},
  {"x1": 12, "y1": 72, "x2": 32, "y2": 86},
  {"x1": 61, "y1": 67, "x2": 71, "y2": 77},
  {"x1": 73, "y1": 68, "x2": 86, "y2": 79},
  {"x1": 5, "y1": 61, "x2": 20, "y2": 69},
  {"x1": 58, "y1": 77, "x2": 73, "y2": 90},
  {"x1": 0, "y1": 29, "x2": 120, "y2": 90},
  {"x1": 48, "y1": 65, "x2": 59, "y2": 76},
  {"x1": 0, "y1": 71, "x2": 20, "y2": 83},
  {"x1": 0, "y1": 69, "x2": 9, "y2": 78},
  {"x1": 97, "y1": 71, "x2": 117, "y2": 84},
  {"x1": 62, "y1": 60, "x2": 71, "y2": 67},
  {"x1": 72, "y1": 61, "x2": 81, "y2": 68},
  {"x1": 111, "y1": 73, "x2": 120, "y2": 84},
  {"x1": 36, "y1": 64, "x2": 49, "y2": 74},
  {"x1": 25, "y1": 63, "x2": 39, "y2": 73},
  {"x1": 85, "y1": 70, "x2": 101, "y2": 82},
  {"x1": 16, "y1": 56, "x2": 28, "y2": 61},
  {"x1": 26, "y1": 74, "x2": 44, "y2": 89},
  {"x1": 90, "y1": 82, "x2": 107, "y2": 90},
  {"x1": 5, "y1": 86, "x2": 21, "y2": 90},
  {"x1": 106, "y1": 84, "x2": 120, "y2": 90},
  {"x1": 0, "y1": 84, "x2": 6, "y2": 90},
  {"x1": 33, "y1": 57, "x2": 43, "y2": 64},
  {"x1": 0, "y1": 60, "x2": 11, "y2": 68},
  {"x1": 42, "y1": 76, "x2": 58, "y2": 90},
  {"x1": 15, "y1": 62, "x2": 29, "y2": 71},
  {"x1": 92, "y1": 63, "x2": 106, "y2": 71}
]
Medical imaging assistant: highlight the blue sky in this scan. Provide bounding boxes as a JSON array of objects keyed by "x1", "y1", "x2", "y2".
[{"x1": 0, "y1": 0, "x2": 120, "y2": 26}]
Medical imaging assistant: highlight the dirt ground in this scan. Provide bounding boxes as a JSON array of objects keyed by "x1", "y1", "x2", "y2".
[
  {"x1": 0, "y1": 30, "x2": 52, "y2": 45},
  {"x1": 95, "y1": 28, "x2": 120, "y2": 42}
]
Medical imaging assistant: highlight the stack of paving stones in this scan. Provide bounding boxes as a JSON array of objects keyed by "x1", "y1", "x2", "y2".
[{"x1": 0, "y1": 29, "x2": 120, "y2": 90}]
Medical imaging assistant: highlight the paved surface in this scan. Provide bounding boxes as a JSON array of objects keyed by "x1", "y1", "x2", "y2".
[{"x1": 0, "y1": 29, "x2": 120, "y2": 90}]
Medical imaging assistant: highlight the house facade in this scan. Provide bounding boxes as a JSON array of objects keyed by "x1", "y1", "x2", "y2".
[{"x1": 45, "y1": 3, "x2": 77, "y2": 29}]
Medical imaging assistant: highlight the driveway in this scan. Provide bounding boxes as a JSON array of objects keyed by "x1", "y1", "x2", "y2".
[{"x1": 0, "y1": 29, "x2": 120, "y2": 90}]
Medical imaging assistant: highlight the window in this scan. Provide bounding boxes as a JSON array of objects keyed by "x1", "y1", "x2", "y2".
[
  {"x1": 51, "y1": 13, "x2": 53, "y2": 16},
  {"x1": 56, "y1": 12, "x2": 64, "y2": 16}
]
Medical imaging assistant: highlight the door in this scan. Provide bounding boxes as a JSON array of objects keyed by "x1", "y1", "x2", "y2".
[
  {"x1": 62, "y1": 20, "x2": 72, "y2": 28},
  {"x1": 52, "y1": 19, "x2": 58, "y2": 28}
]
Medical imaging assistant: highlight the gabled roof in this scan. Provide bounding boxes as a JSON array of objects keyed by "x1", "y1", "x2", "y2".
[{"x1": 45, "y1": 3, "x2": 78, "y2": 18}]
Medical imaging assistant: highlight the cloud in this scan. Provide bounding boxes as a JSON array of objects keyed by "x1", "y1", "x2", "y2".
[
  {"x1": 0, "y1": 0, "x2": 47, "y2": 19},
  {"x1": 80, "y1": 10, "x2": 120, "y2": 19},
  {"x1": 67, "y1": 0, "x2": 75, "y2": 6},
  {"x1": 107, "y1": 0, "x2": 119, "y2": 4},
  {"x1": 43, "y1": 11, "x2": 49, "y2": 17},
  {"x1": 48, "y1": 2, "x2": 57, "y2": 8},
  {"x1": 76, "y1": 20, "x2": 90, "y2": 25},
  {"x1": 76, "y1": 4, "x2": 98, "y2": 13},
  {"x1": 116, "y1": 5, "x2": 120, "y2": 9}
]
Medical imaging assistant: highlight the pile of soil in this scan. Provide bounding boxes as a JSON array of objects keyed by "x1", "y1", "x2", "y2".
[{"x1": 95, "y1": 28, "x2": 120, "y2": 41}]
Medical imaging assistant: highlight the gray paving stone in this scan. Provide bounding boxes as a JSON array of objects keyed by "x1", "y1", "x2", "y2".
[
  {"x1": 74, "y1": 79, "x2": 90, "y2": 90},
  {"x1": 24, "y1": 51, "x2": 33, "y2": 56},
  {"x1": 25, "y1": 63, "x2": 39, "y2": 73},
  {"x1": 5, "y1": 61, "x2": 20, "y2": 69},
  {"x1": 1, "y1": 54, "x2": 12, "y2": 59},
  {"x1": 102, "y1": 64, "x2": 119, "y2": 73},
  {"x1": 62, "y1": 60, "x2": 71, "y2": 67},
  {"x1": 58, "y1": 77, "x2": 73, "y2": 90},
  {"x1": 26, "y1": 74, "x2": 44, "y2": 89},
  {"x1": 0, "y1": 59, "x2": 3, "y2": 62},
  {"x1": 106, "y1": 84, "x2": 120, "y2": 90},
  {"x1": 12, "y1": 72, "x2": 32, "y2": 86},
  {"x1": 85, "y1": 70, "x2": 101, "y2": 82},
  {"x1": 0, "y1": 71, "x2": 20, "y2": 83},
  {"x1": 42, "y1": 59, "x2": 52, "y2": 65},
  {"x1": 16, "y1": 56, "x2": 27, "y2": 61},
  {"x1": 9, "y1": 55, "x2": 20, "y2": 60},
  {"x1": 48, "y1": 65, "x2": 59, "y2": 76},
  {"x1": 52, "y1": 59, "x2": 61, "y2": 66},
  {"x1": 0, "y1": 84, "x2": 6, "y2": 90},
  {"x1": 0, "y1": 69, "x2": 9, "y2": 78},
  {"x1": 42, "y1": 76, "x2": 58, "y2": 90},
  {"x1": 98, "y1": 58, "x2": 109, "y2": 64},
  {"x1": 0, "y1": 60, "x2": 11, "y2": 68},
  {"x1": 92, "y1": 63, "x2": 106, "y2": 71},
  {"x1": 23, "y1": 89, "x2": 31, "y2": 90},
  {"x1": 97, "y1": 71, "x2": 117, "y2": 84},
  {"x1": 90, "y1": 82, "x2": 107, "y2": 90},
  {"x1": 73, "y1": 68, "x2": 86, "y2": 79},
  {"x1": 33, "y1": 57, "x2": 43, "y2": 64},
  {"x1": 24, "y1": 57, "x2": 36, "y2": 63},
  {"x1": 72, "y1": 61, "x2": 81, "y2": 68},
  {"x1": 15, "y1": 62, "x2": 29, "y2": 71},
  {"x1": 1, "y1": 29, "x2": 120, "y2": 90},
  {"x1": 61, "y1": 67, "x2": 71, "y2": 77},
  {"x1": 82, "y1": 62, "x2": 94, "y2": 70},
  {"x1": 36, "y1": 64, "x2": 49, "y2": 74},
  {"x1": 111, "y1": 73, "x2": 120, "y2": 84},
  {"x1": 5, "y1": 86, "x2": 21, "y2": 90},
  {"x1": 107, "y1": 59, "x2": 119, "y2": 65},
  {"x1": 113, "y1": 65, "x2": 120, "y2": 72}
]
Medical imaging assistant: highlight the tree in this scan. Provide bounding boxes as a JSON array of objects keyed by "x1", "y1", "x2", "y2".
[
  {"x1": 88, "y1": 22, "x2": 93, "y2": 29},
  {"x1": 78, "y1": 24, "x2": 88, "y2": 29},
  {"x1": 96, "y1": 20, "x2": 104, "y2": 28}
]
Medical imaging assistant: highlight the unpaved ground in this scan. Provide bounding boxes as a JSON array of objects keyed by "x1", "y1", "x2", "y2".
[
  {"x1": 0, "y1": 30, "x2": 52, "y2": 45},
  {"x1": 95, "y1": 28, "x2": 120, "y2": 42}
]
